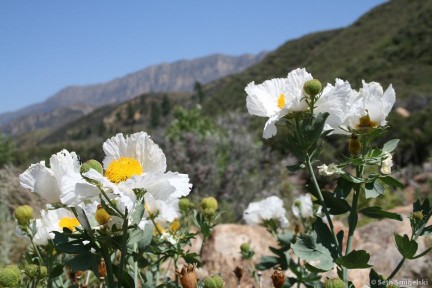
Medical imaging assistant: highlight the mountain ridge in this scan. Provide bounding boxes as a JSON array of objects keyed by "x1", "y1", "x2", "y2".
[{"x1": 0, "y1": 52, "x2": 266, "y2": 134}]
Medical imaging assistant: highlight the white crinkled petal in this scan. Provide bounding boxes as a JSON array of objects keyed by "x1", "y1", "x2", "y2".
[
  {"x1": 102, "y1": 132, "x2": 167, "y2": 174},
  {"x1": 19, "y1": 162, "x2": 61, "y2": 203},
  {"x1": 292, "y1": 195, "x2": 313, "y2": 219},
  {"x1": 59, "y1": 169, "x2": 100, "y2": 207},
  {"x1": 245, "y1": 78, "x2": 288, "y2": 117},
  {"x1": 243, "y1": 196, "x2": 289, "y2": 228},
  {"x1": 285, "y1": 68, "x2": 312, "y2": 111}
]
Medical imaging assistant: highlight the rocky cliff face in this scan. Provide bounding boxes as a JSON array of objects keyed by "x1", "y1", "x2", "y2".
[{"x1": 0, "y1": 52, "x2": 266, "y2": 135}]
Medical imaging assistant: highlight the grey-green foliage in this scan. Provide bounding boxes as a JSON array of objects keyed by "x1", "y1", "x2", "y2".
[
  {"x1": 165, "y1": 109, "x2": 280, "y2": 221},
  {"x1": 0, "y1": 133, "x2": 14, "y2": 167}
]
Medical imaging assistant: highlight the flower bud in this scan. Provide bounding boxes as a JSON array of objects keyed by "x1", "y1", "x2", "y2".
[
  {"x1": 0, "y1": 267, "x2": 20, "y2": 288},
  {"x1": 412, "y1": 211, "x2": 423, "y2": 221},
  {"x1": 176, "y1": 264, "x2": 197, "y2": 288},
  {"x1": 303, "y1": 79, "x2": 322, "y2": 97},
  {"x1": 271, "y1": 268, "x2": 286, "y2": 288},
  {"x1": 203, "y1": 275, "x2": 225, "y2": 288},
  {"x1": 24, "y1": 264, "x2": 38, "y2": 278},
  {"x1": 201, "y1": 197, "x2": 218, "y2": 211},
  {"x1": 80, "y1": 159, "x2": 103, "y2": 175},
  {"x1": 80, "y1": 160, "x2": 103, "y2": 184},
  {"x1": 14, "y1": 205, "x2": 33, "y2": 227},
  {"x1": 95, "y1": 204, "x2": 111, "y2": 225},
  {"x1": 323, "y1": 278, "x2": 346, "y2": 288},
  {"x1": 179, "y1": 198, "x2": 193, "y2": 213},
  {"x1": 240, "y1": 243, "x2": 251, "y2": 254},
  {"x1": 4, "y1": 265, "x2": 20, "y2": 279},
  {"x1": 233, "y1": 266, "x2": 243, "y2": 283},
  {"x1": 349, "y1": 134, "x2": 361, "y2": 157},
  {"x1": 98, "y1": 259, "x2": 107, "y2": 279},
  {"x1": 39, "y1": 266, "x2": 48, "y2": 279}
]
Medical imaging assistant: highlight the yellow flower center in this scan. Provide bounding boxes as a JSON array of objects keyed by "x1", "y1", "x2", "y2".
[
  {"x1": 58, "y1": 217, "x2": 80, "y2": 231},
  {"x1": 105, "y1": 157, "x2": 143, "y2": 184},
  {"x1": 277, "y1": 94, "x2": 285, "y2": 109},
  {"x1": 169, "y1": 219, "x2": 180, "y2": 233},
  {"x1": 356, "y1": 114, "x2": 378, "y2": 129}
]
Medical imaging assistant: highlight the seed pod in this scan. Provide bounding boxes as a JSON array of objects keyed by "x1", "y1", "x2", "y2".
[
  {"x1": 271, "y1": 268, "x2": 286, "y2": 288},
  {"x1": 176, "y1": 264, "x2": 197, "y2": 288}
]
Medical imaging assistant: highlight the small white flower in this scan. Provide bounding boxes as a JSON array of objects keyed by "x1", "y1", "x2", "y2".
[
  {"x1": 243, "y1": 196, "x2": 289, "y2": 228},
  {"x1": 33, "y1": 208, "x2": 80, "y2": 246},
  {"x1": 317, "y1": 164, "x2": 340, "y2": 176},
  {"x1": 161, "y1": 233, "x2": 177, "y2": 245},
  {"x1": 292, "y1": 194, "x2": 313, "y2": 219},
  {"x1": 19, "y1": 150, "x2": 99, "y2": 206},
  {"x1": 381, "y1": 152, "x2": 393, "y2": 175},
  {"x1": 245, "y1": 68, "x2": 312, "y2": 139},
  {"x1": 337, "y1": 81, "x2": 395, "y2": 133}
]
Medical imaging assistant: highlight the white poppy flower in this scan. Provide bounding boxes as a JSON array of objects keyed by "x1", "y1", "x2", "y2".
[
  {"x1": 243, "y1": 196, "x2": 289, "y2": 228},
  {"x1": 33, "y1": 208, "x2": 80, "y2": 246},
  {"x1": 246, "y1": 68, "x2": 312, "y2": 139},
  {"x1": 19, "y1": 150, "x2": 99, "y2": 206},
  {"x1": 314, "y1": 79, "x2": 354, "y2": 134},
  {"x1": 380, "y1": 152, "x2": 393, "y2": 175},
  {"x1": 338, "y1": 81, "x2": 395, "y2": 133},
  {"x1": 102, "y1": 132, "x2": 167, "y2": 183},
  {"x1": 292, "y1": 194, "x2": 314, "y2": 219}
]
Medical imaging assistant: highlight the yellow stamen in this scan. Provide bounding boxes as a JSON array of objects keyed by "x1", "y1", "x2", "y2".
[
  {"x1": 105, "y1": 157, "x2": 143, "y2": 184},
  {"x1": 356, "y1": 113, "x2": 378, "y2": 129},
  {"x1": 277, "y1": 94, "x2": 285, "y2": 109},
  {"x1": 169, "y1": 219, "x2": 180, "y2": 233},
  {"x1": 59, "y1": 217, "x2": 80, "y2": 231}
]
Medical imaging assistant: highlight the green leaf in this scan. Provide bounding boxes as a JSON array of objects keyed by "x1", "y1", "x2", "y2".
[
  {"x1": 321, "y1": 191, "x2": 351, "y2": 215},
  {"x1": 394, "y1": 234, "x2": 418, "y2": 259},
  {"x1": 335, "y1": 250, "x2": 372, "y2": 269},
  {"x1": 422, "y1": 225, "x2": 432, "y2": 236},
  {"x1": 365, "y1": 180, "x2": 385, "y2": 199},
  {"x1": 131, "y1": 198, "x2": 145, "y2": 226},
  {"x1": 313, "y1": 217, "x2": 339, "y2": 259},
  {"x1": 382, "y1": 139, "x2": 400, "y2": 153},
  {"x1": 359, "y1": 206, "x2": 403, "y2": 221},
  {"x1": 379, "y1": 176, "x2": 404, "y2": 189},
  {"x1": 277, "y1": 233, "x2": 294, "y2": 247},
  {"x1": 369, "y1": 269, "x2": 386, "y2": 288},
  {"x1": 412, "y1": 247, "x2": 432, "y2": 259},
  {"x1": 112, "y1": 264, "x2": 135, "y2": 288},
  {"x1": 291, "y1": 233, "x2": 334, "y2": 271},
  {"x1": 336, "y1": 230, "x2": 344, "y2": 254},
  {"x1": 50, "y1": 265, "x2": 64, "y2": 278},
  {"x1": 340, "y1": 172, "x2": 364, "y2": 184},
  {"x1": 255, "y1": 256, "x2": 279, "y2": 270},
  {"x1": 66, "y1": 253, "x2": 100, "y2": 276},
  {"x1": 286, "y1": 163, "x2": 305, "y2": 172},
  {"x1": 138, "y1": 224, "x2": 154, "y2": 250},
  {"x1": 334, "y1": 178, "x2": 354, "y2": 199},
  {"x1": 75, "y1": 207, "x2": 94, "y2": 238}
]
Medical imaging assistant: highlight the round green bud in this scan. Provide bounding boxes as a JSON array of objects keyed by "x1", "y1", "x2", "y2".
[
  {"x1": 323, "y1": 278, "x2": 346, "y2": 288},
  {"x1": 412, "y1": 211, "x2": 423, "y2": 221},
  {"x1": 14, "y1": 205, "x2": 33, "y2": 227},
  {"x1": 24, "y1": 264, "x2": 38, "y2": 278},
  {"x1": 80, "y1": 159, "x2": 103, "y2": 176},
  {"x1": 0, "y1": 267, "x2": 20, "y2": 288},
  {"x1": 303, "y1": 79, "x2": 322, "y2": 97},
  {"x1": 39, "y1": 266, "x2": 48, "y2": 279},
  {"x1": 201, "y1": 197, "x2": 218, "y2": 211},
  {"x1": 179, "y1": 198, "x2": 193, "y2": 212},
  {"x1": 203, "y1": 208, "x2": 216, "y2": 218},
  {"x1": 203, "y1": 275, "x2": 224, "y2": 288},
  {"x1": 4, "y1": 266, "x2": 20, "y2": 279},
  {"x1": 240, "y1": 243, "x2": 251, "y2": 253}
]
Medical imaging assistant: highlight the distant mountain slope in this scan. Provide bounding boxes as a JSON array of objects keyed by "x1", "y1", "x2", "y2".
[{"x1": 0, "y1": 52, "x2": 266, "y2": 135}]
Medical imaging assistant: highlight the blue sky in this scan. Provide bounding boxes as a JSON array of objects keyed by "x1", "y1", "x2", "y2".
[{"x1": 0, "y1": 0, "x2": 387, "y2": 114}]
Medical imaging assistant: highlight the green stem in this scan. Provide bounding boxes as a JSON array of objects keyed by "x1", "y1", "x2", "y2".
[
  {"x1": 101, "y1": 246, "x2": 115, "y2": 288},
  {"x1": 305, "y1": 155, "x2": 341, "y2": 256},
  {"x1": 117, "y1": 209, "x2": 129, "y2": 288},
  {"x1": 343, "y1": 163, "x2": 364, "y2": 284},
  {"x1": 133, "y1": 243, "x2": 139, "y2": 288},
  {"x1": 97, "y1": 185, "x2": 125, "y2": 218},
  {"x1": 387, "y1": 258, "x2": 405, "y2": 280}
]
